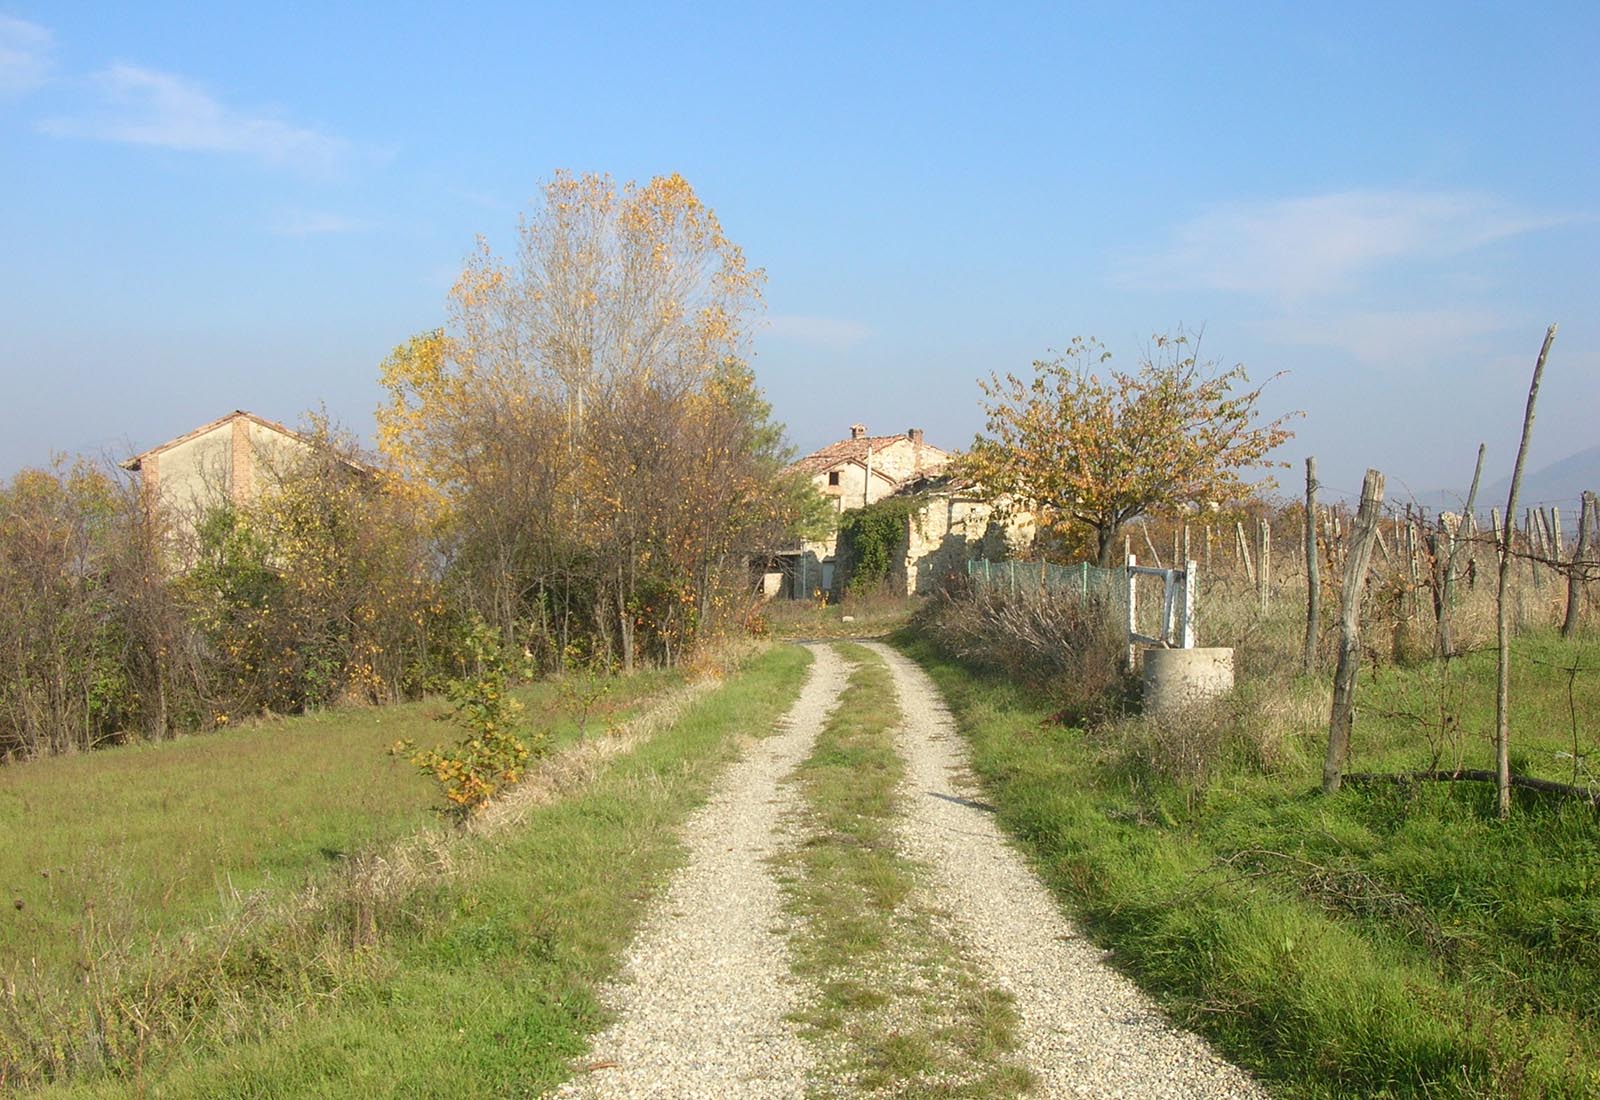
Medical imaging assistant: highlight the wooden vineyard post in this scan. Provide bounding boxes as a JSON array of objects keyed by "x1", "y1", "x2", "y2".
[
  {"x1": 1563, "y1": 491, "x2": 1596, "y2": 638},
  {"x1": 1235, "y1": 521, "x2": 1255, "y2": 585},
  {"x1": 1440, "y1": 530, "x2": 1452, "y2": 658},
  {"x1": 1527, "y1": 510, "x2": 1543, "y2": 591},
  {"x1": 1496, "y1": 324, "x2": 1557, "y2": 820},
  {"x1": 1374, "y1": 522, "x2": 1392, "y2": 567},
  {"x1": 1324, "y1": 468, "x2": 1386, "y2": 794},
  {"x1": 1464, "y1": 510, "x2": 1479, "y2": 584},
  {"x1": 1258, "y1": 518, "x2": 1272, "y2": 611},
  {"x1": 1304, "y1": 457, "x2": 1321, "y2": 674},
  {"x1": 1407, "y1": 523, "x2": 1421, "y2": 619},
  {"x1": 1440, "y1": 443, "x2": 1487, "y2": 656}
]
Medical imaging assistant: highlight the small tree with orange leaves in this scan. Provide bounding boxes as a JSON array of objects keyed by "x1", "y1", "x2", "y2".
[{"x1": 962, "y1": 332, "x2": 1296, "y2": 568}]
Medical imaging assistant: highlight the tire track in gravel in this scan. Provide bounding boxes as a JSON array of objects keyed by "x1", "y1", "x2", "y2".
[
  {"x1": 864, "y1": 641, "x2": 1271, "y2": 1100},
  {"x1": 552, "y1": 644, "x2": 850, "y2": 1100}
]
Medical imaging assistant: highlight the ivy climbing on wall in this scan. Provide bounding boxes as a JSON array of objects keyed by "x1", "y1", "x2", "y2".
[{"x1": 837, "y1": 495, "x2": 923, "y2": 594}]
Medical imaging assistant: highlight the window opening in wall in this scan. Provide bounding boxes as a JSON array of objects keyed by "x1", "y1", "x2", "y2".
[{"x1": 828, "y1": 471, "x2": 840, "y2": 486}]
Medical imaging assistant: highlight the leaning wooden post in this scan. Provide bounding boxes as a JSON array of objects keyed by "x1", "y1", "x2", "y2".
[
  {"x1": 1324, "y1": 468, "x2": 1386, "y2": 794},
  {"x1": 1497, "y1": 324, "x2": 1557, "y2": 820},
  {"x1": 1142, "y1": 524, "x2": 1164, "y2": 568},
  {"x1": 1562, "y1": 490, "x2": 1595, "y2": 639},
  {"x1": 1374, "y1": 523, "x2": 1393, "y2": 567},
  {"x1": 1235, "y1": 520, "x2": 1255, "y2": 584},
  {"x1": 1304, "y1": 457, "x2": 1321, "y2": 675}
]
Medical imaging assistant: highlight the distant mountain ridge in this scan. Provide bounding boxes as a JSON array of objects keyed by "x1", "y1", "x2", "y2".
[{"x1": 1409, "y1": 444, "x2": 1600, "y2": 525}]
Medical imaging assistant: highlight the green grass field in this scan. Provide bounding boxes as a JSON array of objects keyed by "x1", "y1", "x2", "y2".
[
  {"x1": 1, "y1": 662, "x2": 751, "y2": 1094},
  {"x1": 0, "y1": 671, "x2": 676, "y2": 976},
  {"x1": 901, "y1": 629, "x2": 1600, "y2": 1100}
]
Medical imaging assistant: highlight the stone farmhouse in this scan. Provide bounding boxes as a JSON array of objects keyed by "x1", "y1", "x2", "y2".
[
  {"x1": 121, "y1": 410, "x2": 367, "y2": 541},
  {"x1": 764, "y1": 424, "x2": 1031, "y2": 599}
]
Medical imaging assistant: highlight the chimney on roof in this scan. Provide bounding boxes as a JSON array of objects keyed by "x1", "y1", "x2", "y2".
[
  {"x1": 907, "y1": 428, "x2": 924, "y2": 445},
  {"x1": 850, "y1": 423, "x2": 867, "y2": 440}
]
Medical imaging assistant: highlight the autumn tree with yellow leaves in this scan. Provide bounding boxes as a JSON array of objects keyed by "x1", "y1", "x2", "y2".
[
  {"x1": 378, "y1": 171, "x2": 817, "y2": 670},
  {"x1": 962, "y1": 332, "x2": 1296, "y2": 568}
]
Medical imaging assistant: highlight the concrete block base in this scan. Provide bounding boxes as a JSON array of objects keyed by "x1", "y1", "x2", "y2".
[{"x1": 1142, "y1": 647, "x2": 1235, "y2": 716}]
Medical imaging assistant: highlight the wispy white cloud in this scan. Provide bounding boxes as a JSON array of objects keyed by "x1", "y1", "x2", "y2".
[
  {"x1": 40, "y1": 64, "x2": 347, "y2": 173},
  {"x1": 1250, "y1": 306, "x2": 1514, "y2": 368},
  {"x1": 1114, "y1": 190, "x2": 1559, "y2": 302},
  {"x1": 765, "y1": 313, "x2": 873, "y2": 350},
  {"x1": 271, "y1": 209, "x2": 370, "y2": 237},
  {"x1": 0, "y1": 14, "x2": 52, "y2": 94}
]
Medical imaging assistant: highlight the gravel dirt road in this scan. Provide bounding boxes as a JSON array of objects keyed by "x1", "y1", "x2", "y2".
[
  {"x1": 551, "y1": 645, "x2": 848, "y2": 1100},
  {"x1": 865, "y1": 641, "x2": 1268, "y2": 1099},
  {"x1": 553, "y1": 642, "x2": 1269, "y2": 1098}
]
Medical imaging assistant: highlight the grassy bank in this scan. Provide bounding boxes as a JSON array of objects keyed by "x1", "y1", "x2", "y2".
[
  {"x1": 7, "y1": 650, "x2": 808, "y2": 1096},
  {"x1": 780, "y1": 644, "x2": 1030, "y2": 1097},
  {"x1": 1, "y1": 670, "x2": 676, "y2": 977},
  {"x1": 898, "y1": 630, "x2": 1600, "y2": 1100}
]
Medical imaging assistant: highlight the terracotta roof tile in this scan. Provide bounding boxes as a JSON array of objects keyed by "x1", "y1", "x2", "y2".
[{"x1": 788, "y1": 433, "x2": 951, "y2": 480}]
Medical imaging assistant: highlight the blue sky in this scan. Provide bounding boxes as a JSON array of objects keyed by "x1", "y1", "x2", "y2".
[{"x1": 2, "y1": 2, "x2": 1596, "y2": 504}]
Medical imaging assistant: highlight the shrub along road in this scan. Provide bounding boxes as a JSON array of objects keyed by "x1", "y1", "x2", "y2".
[{"x1": 553, "y1": 643, "x2": 1266, "y2": 1098}]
